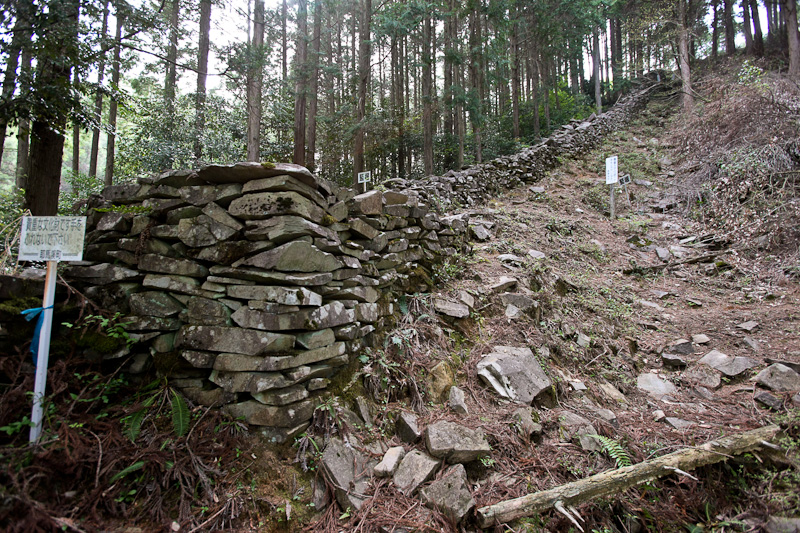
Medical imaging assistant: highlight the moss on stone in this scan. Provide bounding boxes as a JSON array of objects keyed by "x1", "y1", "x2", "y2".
[{"x1": 260, "y1": 161, "x2": 276, "y2": 169}]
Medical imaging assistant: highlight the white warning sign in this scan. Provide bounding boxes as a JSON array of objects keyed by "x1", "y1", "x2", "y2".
[{"x1": 19, "y1": 216, "x2": 87, "y2": 262}]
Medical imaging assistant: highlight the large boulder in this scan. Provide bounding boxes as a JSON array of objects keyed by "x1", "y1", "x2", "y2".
[
  {"x1": 420, "y1": 464, "x2": 475, "y2": 523},
  {"x1": 425, "y1": 421, "x2": 491, "y2": 464},
  {"x1": 321, "y1": 438, "x2": 372, "y2": 511}
]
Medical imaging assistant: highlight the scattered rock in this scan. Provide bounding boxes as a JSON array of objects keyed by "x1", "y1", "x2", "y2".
[
  {"x1": 599, "y1": 382, "x2": 628, "y2": 403},
  {"x1": 419, "y1": 464, "x2": 475, "y2": 523},
  {"x1": 691, "y1": 334, "x2": 710, "y2": 345},
  {"x1": 682, "y1": 365, "x2": 722, "y2": 389},
  {"x1": 527, "y1": 249, "x2": 546, "y2": 260},
  {"x1": 512, "y1": 408, "x2": 543, "y2": 441},
  {"x1": 736, "y1": 320, "x2": 759, "y2": 332},
  {"x1": 477, "y1": 346, "x2": 552, "y2": 405},
  {"x1": 427, "y1": 361, "x2": 454, "y2": 402},
  {"x1": 497, "y1": 253, "x2": 524, "y2": 264},
  {"x1": 697, "y1": 350, "x2": 757, "y2": 377},
  {"x1": 755, "y1": 391, "x2": 784, "y2": 411},
  {"x1": 637, "y1": 374, "x2": 677, "y2": 400},
  {"x1": 489, "y1": 276, "x2": 518, "y2": 293},
  {"x1": 374, "y1": 446, "x2": 406, "y2": 477},
  {"x1": 433, "y1": 298, "x2": 470, "y2": 319},
  {"x1": 668, "y1": 339, "x2": 694, "y2": 355},
  {"x1": 653, "y1": 410, "x2": 666, "y2": 422},
  {"x1": 576, "y1": 332, "x2": 591, "y2": 348},
  {"x1": 662, "y1": 353, "x2": 688, "y2": 368},
  {"x1": 397, "y1": 412, "x2": 422, "y2": 443},
  {"x1": 393, "y1": 450, "x2": 439, "y2": 495},
  {"x1": 470, "y1": 224, "x2": 492, "y2": 241},
  {"x1": 793, "y1": 393, "x2": 800, "y2": 407},
  {"x1": 765, "y1": 359, "x2": 800, "y2": 374},
  {"x1": 754, "y1": 364, "x2": 800, "y2": 392},
  {"x1": 764, "y1": 516, "x2": 800, "y2": 533},
  {"x1": 558, "y1": 411, "x2": 601, "y2": 452},
  {"x1": 743, "y1": 336, "x2": 760, "y2": 352},
  {"x1": 448, "y1": 386, "x2": 468, "y2": 415},
  {"x1": 426, "y1": 421, "x2": 491, "y2": 463},
  {"x1": 665, "y1": 417, "x2": 694, "y2": 430}
]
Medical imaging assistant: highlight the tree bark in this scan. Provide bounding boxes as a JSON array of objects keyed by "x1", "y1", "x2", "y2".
[
  {"x1": 305, "y1": 0, "x2": 322, "y2": 171},
  {"x1": 593, "y1": 30, "x2": 602, "y2": 114},
  {"x1": 511, "y1": 12, "x2": 520, "y2": 139},
  {"x1": 15, "y1": 45, "x2": 32, "y2": 190},
  {"x1": 88, "y1": 1, "x2": 109, "y2": 178},
  {"x1": 422, "y1": 11, "x2": 433, "y2": 176},
  {"x1": 26, "y1": 123, "x2": 64, "y2": 216},
  {"x1": 724, "y1": 0, "x2": 736, "y2": 55},
  {"x1": 104, "y1": 11, "x2": 123, "y2": 186},
  {"x1": 165, "y1": 0, "x2": 180, "y2": 117},
  {"x1": 786, "y1": 0, "x2": 800, "y2": 78},
  {"x1": 353, "y1": 0, "x2": 371, "y2": 184},
  {"x1": 0, "y1": 20, "x2": 24, "y2": 171},
  {"x1": 751, "y1": 0, "x2": 764, "y2": 56},
  {"x1": 194, "y1": 0, "x2": 211, "y2": 163},
  {"x1": 292, "y1": 0, "x2": 308, "y2": 166},
  {"x1": 247, "y1": 0, "x2": 265, "y2": 162},
  {"x1": 282, "y1": 0, "x2": 288, "y2": 83},
  {"x1": 679, "y1": 0, "x2": 694, "y2": 114},
  {"x1": 743, "y1": 0, "x2": 754, "y2": 54},
  {"x1": 477, "y1": 425, "x2": 781, "y2": 529},
  {"x1": 711, "y1": 0, "x2": 719, "y2": 58}
]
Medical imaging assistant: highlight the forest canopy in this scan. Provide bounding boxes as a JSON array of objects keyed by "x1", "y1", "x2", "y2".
[{"x1": 0, "y1": 0, "x2": 798, "y2": 215}]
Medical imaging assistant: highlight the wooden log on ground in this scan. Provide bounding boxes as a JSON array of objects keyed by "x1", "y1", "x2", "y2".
[{"x1": 476, "y1": 424, "x2": 781, "y2": 529}]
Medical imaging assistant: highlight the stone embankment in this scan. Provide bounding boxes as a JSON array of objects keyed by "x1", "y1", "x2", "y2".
[{"x1": 57, "y1": 82, "x2": 656, "y2": 441}]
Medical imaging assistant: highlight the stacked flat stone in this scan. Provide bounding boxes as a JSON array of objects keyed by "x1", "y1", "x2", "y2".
[
  {"x1": 66, "y1": 162, "x2": 470, "y2": 443},
  {"x1": 392, "y1": 81, "x2": 659, "y2": 210}
]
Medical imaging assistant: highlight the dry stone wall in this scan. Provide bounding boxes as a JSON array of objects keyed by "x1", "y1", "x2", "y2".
[{"x1": 63, "y1": 83, "x2": 656, "y2": 442}]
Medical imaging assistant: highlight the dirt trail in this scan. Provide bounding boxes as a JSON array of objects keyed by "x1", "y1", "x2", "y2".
[{"x1": 416, "y1": 93, "x2": 800, "y2": 530}]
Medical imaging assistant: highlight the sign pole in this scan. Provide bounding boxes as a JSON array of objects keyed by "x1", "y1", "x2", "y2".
[
  {"x1": 609, "y1": 184, "x2": 616, "y2": 220},
  {"x1": 605, "y1": 156, "x2": 619, "y2": 221},
  {"x1": 29, "y1": 260, "x2": 57, "y2": 443}
]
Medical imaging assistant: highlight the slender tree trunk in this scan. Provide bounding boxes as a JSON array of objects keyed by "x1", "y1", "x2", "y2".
[
  {"x1": 786, "y1": 0, "x2": 800, "y2": 78},
  {"x1": 194, "y1": 0, "x2": 211, "y2": 162},
  {"x1": 511, "y1": 13, "x2": 520, "y2": 139},
  {"x1": 104, "y1": 12, "x2": 123, "y2": 186},
  {"x1": 247, "y1": 0, "x2": 265, "y2": 162},
  {"x1": 679, "y1": 0, "x2": 694, "y2": 114},
  {"x1": 353, "y1": 0, "x2": 372, "y2": 181},
  {"x1": 282, "y1": 0, "x2": 288, "y2": 82},
  {"x1": 165, "y1": 0, "x2": 180, "y2": 117},
  {"x1": 593, "y1": 30, "x2": 602, "y2": 114},
  {"x1": 72, "y1": 72, "x2": 80, "y2": 176},
  {"x1": 16, "y1": 45, "x2": 32, "y2": 190},
  {"x1": 0, "y1": 22, "x2": 23, "y2": 170},
  {"x1": 292, "y1": 0, "x2": 308, "y2": 165},
  {"x1": 88, "y1": 1, "x2": 109, "y2": 178},
  {"x1": 422, "y1": 12, "x2": 433, "y2": 176},
  {"x1": 305, "y1": 0, "x2": 322, "y2": 170},
  {"x1": 751, "y1": 0, "x2": 764, "y2": 56},
  {"x1": 712, "y1": 0, "x2": 719, "y2": 58}
]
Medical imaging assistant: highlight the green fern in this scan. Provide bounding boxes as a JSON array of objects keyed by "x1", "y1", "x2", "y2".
[
  {"x1": 590, "y1": 434, "x2": 632, "y2": 468},
  {"x1": 170, "y1": 389, "x2": 190, "y2": 437}
]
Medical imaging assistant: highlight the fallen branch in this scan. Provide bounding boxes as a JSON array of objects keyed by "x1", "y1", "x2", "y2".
[
  {"x1": 622, "y1": 251, "x2": 725, "y2": 275},
  {"x1": 476, "y1": 424, "x2": 781, "y2": 529}
]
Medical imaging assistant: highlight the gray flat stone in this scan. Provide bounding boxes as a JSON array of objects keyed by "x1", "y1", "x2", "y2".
[
  {"x1": 175, "y1": 325, "x2": 295, "y2": 355},
  {"x1": 420, "y1": 464, "x2": 475, "y2": 523},
  {"x1": 668, "y1": 339, "x2": 694, "y2": 355},
  {"x1": 697, "y1": 350, "x2": 757, "y2": 377},
  {"x1": 477, "y1": 346, "x2": 552, "y2": 404},
  {"x1": 558, "y1": 411, "x2": 601, "y2": 451},
  {"x1": 397, "y1": 411, "x2": 421, "y2": 443},
  {"x1": 434, "y1": 298, "x2": 470, "y2": 319},
  {"x1": 665, "y1": 417, "x2": 694, "y2": 429},
  {"x1": 198, "y1": 161, "x2": 317, "y2": 188},
  {"x1": 322, "y1": 437, "x2": 371, "y2": 510},
  {"x1": 227, "y1": 285, "x2": 322, "y2": 306},
  {"x1": 448, "y1": 386, "x2": 468, "y2": 415},
  {"x1": 374, "y1": 446, "x2": 406, "y2": 478},
  {"x1": 393, "y1": 450, "x2": 439, "y2": 495},
  {"x1": 755, "y1": 391, "x2": 784, "y2": 410},
  {"x1": 637, "y1": 373, "x2": 677, "y2": 400},
  {"x1": 736, "y1": 320, "x2": 759, "y2": 332},
  {"x1": 426, "y1": 421, "x2": 491, "y2": 463},
  {"x1": 224, "y1": 398, "x2": 314, "y2": 427},
  {"x1": 662, "y1": 353, "x2": 688, "y2": 368},
  {"x1": 682, "y1": 365, "x2": 722, "y2": 389},
  {"x1": 129, "y1": 291, "x2": 184, "y2": 317},
  {"x1": 236, "y1": 240, "x2": 343, "y2": 272},
  {"x1": 231, "y1": 301, "x2": 354, "y2": 331},
  {"x1": 691, "y1": 334, "x2": 711, "y2": 345},
  {"x1": 755, "y1": 364, "x2": 800, "y2": 392},
  {"x1": 489, "y1": 276, "x2": 518, "y2": 293}
]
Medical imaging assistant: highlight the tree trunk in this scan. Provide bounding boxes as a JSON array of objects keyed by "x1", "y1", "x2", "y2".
[
  {"x1": 476, "y1": 425, "x2": 780, "y2": 529},
  {"x1": 786, "y1": 0, "x2": 800, "y2": 78},
  {"x1": 293, "y1": 0, "x2": 308, "y2": 166},
  {"x1": 247, "y1": 0, "x2": 265, "y2": 162},
  {"x1": 511, "y1": 13, "x2": 520, "y2": 139},
  {"x1": 0, "y1": 21, "x2": 23, "y2": 171},
  {"x1": 165, "y1": 0, "x2": 180, "y2": 117},
  {"x1": 305, "y1": 0, "x2": 322, "y2": 171},
  {"x1": 194, "y1": 0, "x2": 211, "y2": 162},
  {"x1": 88, "y1": 0, "x2": 109, "y2": 178},
  {"x1": 26, "y1": 123, "x2": 64, "y2": 216},
  {"x1": 751, "y1": 0, "x2": 764, "y2": 56},
  {"x1": 724, "y1": 0, "x2": 736, "y2": 54},
  {"x1": 712, "y1": 0, "x2": 719, "y2": 58},
  {"x1": 422, "y1": 12, "x2": 433, "y2": 176},
  {"x1": 282, "y1": 0, "x2": 288, "y2": 83},
  {"x1": 15, "y1": 45, "x2": 32, "y2": 190},
  {"x1": 679, "y1": 0, "x2": 694, "y2": 114},
  {"x1": 104, "y1": 12, "x2": 123, "y2": 186},
  {"x1": 353, "y1": 0, "x2": 371, "y2": 183},
  {"x1": 743, "y1": 0, "x2": 754, "y2": 53},
  {"x1": 593, "y1": 30, "x2": 602, "y2": 114}
]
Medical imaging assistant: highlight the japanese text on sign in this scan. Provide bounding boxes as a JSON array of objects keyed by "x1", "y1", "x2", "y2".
[
  {"x1": 357, "y1": 171, "x2": 371, "y2": 184},
  {"x1": 19, "y1": 216, "x2": 87, "y2": 262},
  {"x1": 605, "y1": 156, "x2": 619, "y2": 184}
]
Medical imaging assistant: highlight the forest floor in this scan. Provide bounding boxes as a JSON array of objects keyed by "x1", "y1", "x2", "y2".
[{"x1": 1, "y1": 59, "x2": 799, "y2": 532}]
